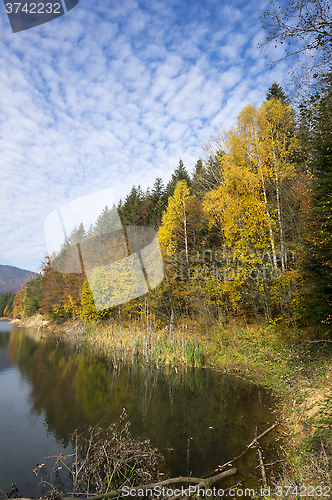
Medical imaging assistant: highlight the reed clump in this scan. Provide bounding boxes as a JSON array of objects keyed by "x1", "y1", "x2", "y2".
[{"x1": 61, "y1": 312, "x2": 205, "y2": 370}]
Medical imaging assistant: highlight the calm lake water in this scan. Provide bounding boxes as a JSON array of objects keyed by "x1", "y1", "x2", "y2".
[{"x1": 0, "y1": 321, "x2": 280, "y2": 497}]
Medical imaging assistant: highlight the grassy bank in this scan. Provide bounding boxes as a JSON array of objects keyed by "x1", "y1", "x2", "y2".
[
  {"x1": 8, "y1": 315, "x2": 332, "y2": 496},
  {"x1": 205, "y1": 322, "x2": 332, "y2": 494}
]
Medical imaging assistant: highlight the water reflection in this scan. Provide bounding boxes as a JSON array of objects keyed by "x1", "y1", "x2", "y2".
[{"x1": 0, "y1": 324, "x2": 279, "y2": 497}]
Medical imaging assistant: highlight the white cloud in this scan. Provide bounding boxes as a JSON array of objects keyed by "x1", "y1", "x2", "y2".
[{"x1": 0, "y1": 0, "x2": 296, "y2": 271}]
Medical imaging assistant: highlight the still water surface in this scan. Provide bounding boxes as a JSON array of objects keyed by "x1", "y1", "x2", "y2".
[{"x1": 0, "y1": 322, "x2": 279, "y2": 497}]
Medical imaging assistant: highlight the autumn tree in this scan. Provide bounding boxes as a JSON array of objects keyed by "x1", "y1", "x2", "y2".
[
  {"x1": 39, "y1": 257, "x2": 85, "y2": 321},
  {"x1": 81, "y1": 279, "x2": 101, "y2": 321},
  {"x1": 203, "y1": 100, "x2": 305, "y2": 321},
  {"x1": 158, "y1": 180, "x2": 200, "y2": 264},
  {"x1": 12, "y1": 284, "x2": 26, "y2": 319}
]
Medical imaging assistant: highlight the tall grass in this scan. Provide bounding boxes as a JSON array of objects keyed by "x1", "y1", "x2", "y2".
[{"x1": 62, "y1": 313, "x2": 205, "y2": 370}]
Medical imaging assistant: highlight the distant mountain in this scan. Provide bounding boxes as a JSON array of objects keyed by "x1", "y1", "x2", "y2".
[{"x1": 0, "y1": 265, "x2": 38, "y2": 294}]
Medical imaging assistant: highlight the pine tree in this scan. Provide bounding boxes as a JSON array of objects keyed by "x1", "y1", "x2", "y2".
[
  {"x1": 24, "y1": 276, "x2": 42, "y2": 317},
  {"x1": 93, "y1": 206, "x2": 122, "y2": 235},
  {"x1": 148, "y1": 178, "x2": 167, "y2": 227},
  {"x1": 191, "y1": 159, "x2": 205, "y2": 197},
  {"x1": 119, "y1": 186, "x2": 147, "y2": 225},
  {"x1": 68, "y1": 222, "x2": 86, "y2": 243},
  {"x1": 266, "y1": 83, "x2": 288, "y2": 102},
  {"x1": 301, "y1": 76, "x2": 332, "y2": 327},
  {"x1": 203, "y1": 152, "x2": 224, "y2": 190},
  {"x1": 166, "y1": 160, "x2": 191, "y2": 199},
  {"x1": 152, "y1": 178, "x2": 165, "y2": 199}
]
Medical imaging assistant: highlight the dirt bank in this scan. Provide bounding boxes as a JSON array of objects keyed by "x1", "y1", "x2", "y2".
[{"x1": 9, "y1": 314, "x2": 52, "y2": 329}]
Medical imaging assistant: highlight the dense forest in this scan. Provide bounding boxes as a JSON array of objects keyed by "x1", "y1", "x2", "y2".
[
  {"x1": 11, "y1": 0, "x2": 332, "y2": 339},
  {"x1": 0, "y1": 292, "x2": 15, "y2": 317}
]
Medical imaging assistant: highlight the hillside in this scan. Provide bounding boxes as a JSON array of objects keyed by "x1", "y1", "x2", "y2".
[{"x1": 0, "y1": 265, "x2": 38, "y2": 294}]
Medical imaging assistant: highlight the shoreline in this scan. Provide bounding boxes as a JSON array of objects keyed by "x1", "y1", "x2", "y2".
[{"x1": 6, "y1": 315, "x2": 332, "y2": 491}]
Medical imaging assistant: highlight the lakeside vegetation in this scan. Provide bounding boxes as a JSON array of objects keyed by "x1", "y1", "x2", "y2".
[
  {"x1": 11, "y1": 313, "x2": 332, "y2": 497},
  {"x1": 5, "y1": 0, "x2": 332, "y2": 495}
]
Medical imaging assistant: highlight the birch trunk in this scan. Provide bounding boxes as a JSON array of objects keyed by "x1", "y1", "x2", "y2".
[{"x1": 260, "y1": 170, "x2": 278, "y2": 272}]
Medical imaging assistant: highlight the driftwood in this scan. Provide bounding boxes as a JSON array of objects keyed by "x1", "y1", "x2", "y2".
[
  {"x1": 257, "y1": 448, "x2": 268, "y2": 489},
  {"x1": 60, "y1": 468, "x2": 237, "y2": 500},
  {"x1": 165, "y1": 468, "x2": 238, "y2": 500},
  {"x1": 73, "y1": 423, "x2": 276, "y2": 500}
]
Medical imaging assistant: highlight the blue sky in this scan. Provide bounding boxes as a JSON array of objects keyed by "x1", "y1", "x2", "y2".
[{"x1": 0, "y1": 0, "x2": 292, "y2": 272}]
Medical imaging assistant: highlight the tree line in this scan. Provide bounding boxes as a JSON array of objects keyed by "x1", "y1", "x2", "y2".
[{"x1": 11, "y1": 0, "x2": 332, "y2": 336}]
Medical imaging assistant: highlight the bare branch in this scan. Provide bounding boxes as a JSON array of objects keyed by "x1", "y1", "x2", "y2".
[{"x1": 259, "y1": 0, "x2": 332, "y2": 79}]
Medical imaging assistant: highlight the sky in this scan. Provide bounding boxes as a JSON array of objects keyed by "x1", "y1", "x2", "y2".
[{"x1": 0, "y1": 0, "x2": 293, "y2": 273}]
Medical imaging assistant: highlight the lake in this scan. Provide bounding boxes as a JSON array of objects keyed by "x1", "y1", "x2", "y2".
[{"x1": 0, "y1": 321, "x2": 280, "y2": 497}]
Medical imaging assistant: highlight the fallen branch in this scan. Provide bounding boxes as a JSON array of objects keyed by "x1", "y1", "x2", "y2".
[
  {"x1": 195, "y1": 467, "x2": 237, "y2": 488},
  {"x1": 212, "y1": 422, "x2": 278, "y2": 473},
  {"x1": 61, "y1": 469, "x2": 237, "y2": 500},
  {"x1": 31, "y1": 421, "x2": 277, "y2": 500},
  {"x1": 298, "y1": 339, "x2": 332, "y2": 345},
  {"x1": 257, "y1": 448, "x2": 267, "y2": 489},
  {"x1": 247, "y1": 423, "x2": 276, "y2": 450},
  {"x1": 167, "y1": 468, "x2": 238, "y2": 500},
  {"x1": 255, "y1": 459, "x2": 284, "y2": 469}
]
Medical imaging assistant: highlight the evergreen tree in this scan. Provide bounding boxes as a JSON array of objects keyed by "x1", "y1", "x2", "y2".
[
  {"x1": 151, "y1": 177, "x2": 165, "y2": 199},
  {"x1": 301, "y1": 75, "x2": 332, "y2": 328},
  {"x1": 166, "y1": 160, "x2": 191, "y2": 199},
  {"x1": 191, "y1": 159, "x2": 204, "y2": 196},
  {"x1": 118, "y1": 186, "x2": 147, "y2": 225},
  {"x1": 24, "y1": 276, "x2": 42, "y2": 317},
  {"x1": 202, "y1": 152, "x2": 224, "y2": 190},
  {"x1": 67, "y1": 222, "x2": 86, "y2": 244},
  {"x1": 266, "y1": 83, "x2": 288, "y2": 102},
  {"x1": 148, "y1": 178, "x2": 167, "y2": 227},
  {"x1": 93, "y1": 206, "x2": 122, "y2": 235}
]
